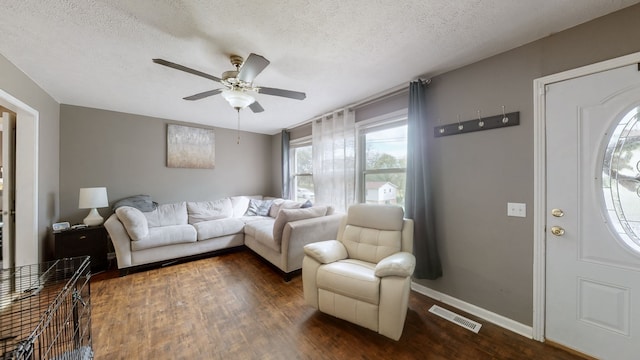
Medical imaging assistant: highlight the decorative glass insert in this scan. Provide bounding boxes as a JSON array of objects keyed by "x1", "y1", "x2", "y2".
[{"x1": 602, "y1": 106, "x2": 640, "y2": 254}]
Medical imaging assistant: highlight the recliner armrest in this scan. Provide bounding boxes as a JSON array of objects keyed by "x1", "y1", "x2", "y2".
[
  {"x1": 304, "y1": 240, "x2": 348, "y2": 264},
  {"x1": 375, "y1": 252, "x2": 416, "y2": 278}
]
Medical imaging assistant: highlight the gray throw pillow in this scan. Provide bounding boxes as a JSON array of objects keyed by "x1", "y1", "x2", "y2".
[
  {"x1": 245, "y1": 199, "x2": 274, "y2": 216},
  {"x1": 112, "y1": 194, "x2": 157, "y2": 212}
]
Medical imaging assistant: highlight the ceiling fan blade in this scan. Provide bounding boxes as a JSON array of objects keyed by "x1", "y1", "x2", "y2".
[
  {"x1": 237, "y1": 53, "x2": 270, "y2": 83},
  {"x1": 249, "y1": 101, "x2": 264, "y2": 113},
  {"x1": 183, "y1": 89, "x2": 223, "y2": 101},
  {"x1": 153, "y1": 58, "x2": 222, "y2": 83},
  {"x1": 258, "y1": 86, "x2": 306, "y2": 100}
]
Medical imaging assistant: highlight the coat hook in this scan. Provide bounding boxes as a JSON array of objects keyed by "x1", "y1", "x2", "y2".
[
  {"x1": 477, "y1": 110, "x2": 484, "y2": 128},
  {"x1": 457, "y1": 115, "x2": 463, "y2": 131},
  {"x1": 502, "y1": 106, "x2": 509, "y2": 124},
  {"x1": 438, "y1": 119, "x2": 445, "y2": 134}
]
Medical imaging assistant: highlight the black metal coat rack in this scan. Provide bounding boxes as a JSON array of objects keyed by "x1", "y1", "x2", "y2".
[{"x1": 434, "y1": 108, "x2": 519, "y2": 138}]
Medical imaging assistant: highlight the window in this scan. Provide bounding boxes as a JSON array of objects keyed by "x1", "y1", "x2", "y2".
[
  {"x1": 290, "y1": 138, "x2": 314, "y2": 203},
  {"x1": 358, "y1": 119, "x2": 408, "y2": 207}
]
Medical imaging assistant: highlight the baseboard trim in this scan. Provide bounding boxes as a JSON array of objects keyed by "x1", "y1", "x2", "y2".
[{"x1": 411, "y1": 282, "x2": 533, "y2": 339}]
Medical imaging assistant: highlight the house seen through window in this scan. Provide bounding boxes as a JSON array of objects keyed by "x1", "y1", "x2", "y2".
[{"x1": 291, "y1": 118, "x2": 407, "y2": 207}]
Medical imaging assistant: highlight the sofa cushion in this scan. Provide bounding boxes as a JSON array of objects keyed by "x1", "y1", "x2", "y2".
[
  {"x1": 192, "y1": 218, "x2": 245, "y2": 241},
  {"x1": 268, "y1": 199, "x2": 302, "y2": 218},
  {"x1": 230, "y1": 195, "x2": 263, "y2": 218},
  {"x1": 240, "y1": 215, "x2": 272, "y2": 224},
  {"x1": 244, "y1": 218, "x2": 279, "y2": 251},
  {"x1": 130, "y1": 225, "x2": 197, "y2": 251},
  {"x1": 317, "y1": 259, "x2": 380, "y2": 305},
  {"x1": 313, "y1": 203, "x2": 335, "y2": 215},
  {"x1": 272, "y1": 206, "x2": 328, "y2": 245},
  {"x1": 187, "y1": 198, "x2": 233, "y2": 224},
  {"x1": 144, "y1": 202, "x2": 188, "y2": 227},
  {"x1": 245, "y1": 199, "x2": 273, "y2": 216},
  {"x1": 115, "y1": 206, "x2": 149, "y2": 241}
]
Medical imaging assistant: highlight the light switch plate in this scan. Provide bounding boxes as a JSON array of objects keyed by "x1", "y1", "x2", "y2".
[{"x1": 507, "y1": 202, "x2": 526, "y2": 217}]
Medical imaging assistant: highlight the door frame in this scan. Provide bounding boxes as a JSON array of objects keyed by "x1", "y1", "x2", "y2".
[
  {"x1": 0, "y1": 89, "x2": 39, "y2": 267},
  {"x1": 533, "y1": 51, "x2": 640, "y2": 341}
]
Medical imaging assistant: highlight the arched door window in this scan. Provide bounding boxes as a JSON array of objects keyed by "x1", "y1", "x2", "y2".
[{"x1": 602, "y1": 105, "x2": 640, "y2": 254}]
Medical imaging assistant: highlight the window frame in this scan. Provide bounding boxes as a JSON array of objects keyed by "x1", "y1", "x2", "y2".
[
  {"x1": 289, "y1": 136, "x2": 314, "y2": 202},
  {"x1": 356, "y1": 110, "x2": 408, "y2": 205}
]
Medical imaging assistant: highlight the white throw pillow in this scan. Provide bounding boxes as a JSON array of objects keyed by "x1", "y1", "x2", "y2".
[
  {"x1": 115, "y1": 206, "x2": 149, "y2": 240},
  {"x1": 269, "y1": 199, "x2": 302, "y2": 218}
]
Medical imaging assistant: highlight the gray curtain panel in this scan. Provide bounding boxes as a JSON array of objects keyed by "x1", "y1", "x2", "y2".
[
  {"x1": 405, "y1": 80, "x2": 442, "y2": 280},
  {"x1": 281, "y1": 130, "x2": 291, "y2": 199}
]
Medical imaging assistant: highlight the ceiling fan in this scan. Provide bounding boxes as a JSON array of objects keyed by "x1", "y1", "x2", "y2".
[{"x1": 152, "y1": 53, "x2": 306, "y2": 113}]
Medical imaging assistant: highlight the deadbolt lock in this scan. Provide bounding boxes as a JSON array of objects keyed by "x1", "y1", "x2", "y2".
[{"x1": 551, "y1": 208, "x2": 564, "y2": 217}]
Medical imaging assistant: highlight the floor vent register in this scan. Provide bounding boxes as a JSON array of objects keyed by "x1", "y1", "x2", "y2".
[{"x1": 428, "y1": 305, "x2": 482, "y2": 333}]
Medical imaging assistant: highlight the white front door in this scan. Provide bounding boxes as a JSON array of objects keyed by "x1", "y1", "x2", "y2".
[{"x1": 545, "y1": 63, "x2": 640, "y2": 359}]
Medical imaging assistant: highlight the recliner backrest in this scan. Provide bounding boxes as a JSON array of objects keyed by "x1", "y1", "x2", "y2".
[{"x1": 338, "y1": 204, "x2": 406, "y2": 263}]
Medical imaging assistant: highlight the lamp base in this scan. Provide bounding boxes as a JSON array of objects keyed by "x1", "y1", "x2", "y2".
[{"x1": 83, "y1": 208, "x2": 104, "y2": 226}]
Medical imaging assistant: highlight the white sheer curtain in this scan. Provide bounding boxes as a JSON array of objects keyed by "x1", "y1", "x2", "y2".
[{"x1": 312, "y1": 108, "x2": 356, "y2": 213}]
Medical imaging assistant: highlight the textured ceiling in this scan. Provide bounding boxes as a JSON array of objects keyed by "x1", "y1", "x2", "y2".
[{"x1": 1, "y1": 0, "x2": 639, "y2": 134}]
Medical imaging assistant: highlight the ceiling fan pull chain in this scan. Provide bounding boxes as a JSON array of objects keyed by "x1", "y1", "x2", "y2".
[{"x1": 237, "y1": 108, "x2": 241, "y2": 144}]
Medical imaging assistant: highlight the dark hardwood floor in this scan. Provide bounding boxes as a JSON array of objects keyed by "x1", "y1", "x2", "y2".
[{"x1": 90, "y1": 250, "x2": 584, "y2": 359}]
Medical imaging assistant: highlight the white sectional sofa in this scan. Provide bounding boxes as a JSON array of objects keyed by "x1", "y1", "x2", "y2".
[{"x1": 104, "y1": 195, "x2": 343, "y2": 279}]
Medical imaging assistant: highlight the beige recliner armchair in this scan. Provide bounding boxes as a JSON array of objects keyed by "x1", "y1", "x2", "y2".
[{"x1": 302, "y1": 204, "x2": 416, "y2": 340}]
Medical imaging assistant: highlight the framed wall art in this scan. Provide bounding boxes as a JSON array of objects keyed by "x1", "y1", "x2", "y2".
[{"x1": 167, "y1": 124, "x2": 215, "y2": 169}]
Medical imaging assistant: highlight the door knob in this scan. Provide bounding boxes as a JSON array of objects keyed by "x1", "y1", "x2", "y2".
[
  {"x1": 551, "y1": 226, "x2": 565, "y2": 236},
  {"x1": 551, "y1": 208, "x2": 564, "y2": 217}
]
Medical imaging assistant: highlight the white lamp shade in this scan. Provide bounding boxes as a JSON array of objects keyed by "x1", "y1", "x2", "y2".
[
  {"x1": 79, "y1": 187, "x2": 108, "y2": 226},
  {"x1": 78, "y1": 187, "x2": 109, "y2": 209},
  {"x1": 221, "y1": 89, "x2": 255, "y2": 109}
]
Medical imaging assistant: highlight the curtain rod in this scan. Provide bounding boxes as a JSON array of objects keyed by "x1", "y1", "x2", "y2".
[
  {"x1": 286, "y1": 78, "x2": 431, "y2": 131},
  {"x1": 352, "y1": 78, "x2": 430, "y2": 109}
]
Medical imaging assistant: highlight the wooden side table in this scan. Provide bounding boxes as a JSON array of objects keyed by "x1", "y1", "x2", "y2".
[{"x1": 54, "y1": 225, "x2": 109, "y2": 272}]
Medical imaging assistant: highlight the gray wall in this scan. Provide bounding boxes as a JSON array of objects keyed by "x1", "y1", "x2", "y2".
[
  {"x1": 0, "y1": 54, "x2": 60, "y2": 263},
  {"x1": 415, "y1": 4, "x2": 640, "y2": 325},
  {"x1": 60, "y1": 105, "x2": 274, "y2": 224},
  {"x1": 271, "y1": 131, "x2": 283, "y2": 197},
  {"x1": 423, "y1": 45, "x2": 539, "y2": 325}
]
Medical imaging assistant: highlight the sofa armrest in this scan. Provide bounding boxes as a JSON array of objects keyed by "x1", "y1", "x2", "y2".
[
  {"x1": 304, "y1": 240, "x2": 348, "y2": 264},
  {"x1": 375, "y1": 252, "x2": 416, "y2": 278},
  {"x1": 104, "y1": 214, "x2": 133, "y2": 269},
  {"x1": 280, "y1": 213, "x2": 344, "y2": 272}
]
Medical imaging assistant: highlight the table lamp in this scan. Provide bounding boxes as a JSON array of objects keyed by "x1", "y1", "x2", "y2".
[{"x1": 78, "y1": 187, "x2": 109, "y2": 226}]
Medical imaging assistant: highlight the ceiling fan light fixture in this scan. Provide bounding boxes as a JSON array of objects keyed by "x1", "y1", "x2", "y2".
[{"x1": 221, "y1": 89, "x2": 255, "y2": 109}]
